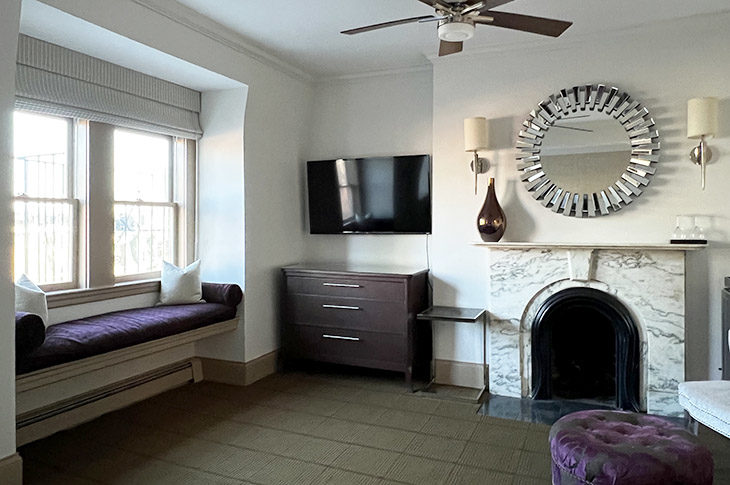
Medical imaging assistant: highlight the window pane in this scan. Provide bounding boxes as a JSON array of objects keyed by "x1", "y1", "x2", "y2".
[
  {"x1": 114, "y1": 129, "x2": 171, "y2": 202},
  {"x1": 114, "y1": 203, "x2": 174, "y2": 277},
  {"x1": 14, "y1": 200, "x2": 75, "y2": 286},
  {"x1": 13, "y1": 111, "x2": 69, "y2": 198}
]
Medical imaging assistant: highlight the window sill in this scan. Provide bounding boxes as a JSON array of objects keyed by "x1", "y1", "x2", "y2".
[{"x1": 47, "y1": 280, "x2": 160, "y2": 309}]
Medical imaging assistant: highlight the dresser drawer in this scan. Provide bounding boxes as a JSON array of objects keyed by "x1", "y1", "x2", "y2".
[
  {"x1": 286, "y1": 276, "x2": 405, "y2": 302},
  {"x1": 286, "y1": 324, "x2": 406, "y2": 371},
  {"x1": 287, "y1": 294, "x2": 406, "y2": 334}
]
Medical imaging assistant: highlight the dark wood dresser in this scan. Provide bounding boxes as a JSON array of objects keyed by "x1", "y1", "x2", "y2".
[{"x1": 281, "y1": 264, "x2": 430, "y2": 388}]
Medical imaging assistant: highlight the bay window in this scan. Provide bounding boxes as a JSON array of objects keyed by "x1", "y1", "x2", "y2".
[{"x1": 12, "y1": 110, "x2": 195, "y2": 292}]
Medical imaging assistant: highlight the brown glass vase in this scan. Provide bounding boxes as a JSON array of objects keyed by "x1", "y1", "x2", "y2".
[{"x1": 477, "y1": 177, "x2": 506, "y2": 242}]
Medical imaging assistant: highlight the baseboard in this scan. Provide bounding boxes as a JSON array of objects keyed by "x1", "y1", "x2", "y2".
[
  {"x1": 200, "y1": 350, "x2": 278, "y2": 386},
  {"x1": 199, "y1": 358, "x2": 247, "y2": 386},
  {"x1": 434, "y1": 359, "x2": 487, "y2": 389},
  {"x1": 201, "y1": 355, "x2": 481, "y2": 389},
  {"x1": 244, "y1": 351, "x2": 278, "y2": 385},
  {"x1": 0, "y1": 453, "x2": 22, "y2": 484}
]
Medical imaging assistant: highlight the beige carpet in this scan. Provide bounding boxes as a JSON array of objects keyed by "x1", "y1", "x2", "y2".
[{"x1": 19, "y1": 371, "x2": 730, "y2": 484}]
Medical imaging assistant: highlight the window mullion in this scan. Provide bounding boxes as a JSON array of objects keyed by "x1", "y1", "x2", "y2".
[
  {"x1": 176, "y1": 138, "x2": 196, "y2": 266},
  {"x1": 75, "y1": 120, "x2": 88, "y2": 289},
  {"x1": 66, "y1": 117, "x2": 73, "y2": 199},
  {"x1": 87, "y1": 122, "x2": 115, "y2": 288}
]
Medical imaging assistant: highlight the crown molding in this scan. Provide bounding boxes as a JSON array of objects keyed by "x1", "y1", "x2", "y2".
[
  {"x1": 317, "y1": 64, "x2": 432, "y2": 84},
  {"x1": 132, "y1": 0, "x2": 314, "y2": 84}
]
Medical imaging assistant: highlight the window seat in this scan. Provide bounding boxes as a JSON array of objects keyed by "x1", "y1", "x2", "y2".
[
  {"x1": 17, "y1": 282, "x2": 242, "y2": 374},
  {"x1": 15, "y1": 282, "x2": 242, "y2": 445}
]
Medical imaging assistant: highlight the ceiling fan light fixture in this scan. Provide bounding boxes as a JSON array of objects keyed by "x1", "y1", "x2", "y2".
[{"x1": 438, "y1": 21, "x2": 475, "y2": 42}]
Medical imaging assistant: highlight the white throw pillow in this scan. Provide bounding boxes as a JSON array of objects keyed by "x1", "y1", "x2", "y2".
[
  {"x1": 15, "y1": 274, "x2": 49, "y2": 326},
  {"x1": 158, "y1": 260, "x2": 204, "y2": 305}
]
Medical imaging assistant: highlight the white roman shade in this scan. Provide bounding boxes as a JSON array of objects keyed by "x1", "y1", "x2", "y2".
[{"x1": 15, "y1": 35, "x2": 202, "y2": 139}]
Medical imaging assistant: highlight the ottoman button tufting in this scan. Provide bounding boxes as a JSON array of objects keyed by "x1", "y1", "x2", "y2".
[{"x1": 549, "y1": 410, "x2": 713, "y2": 485}]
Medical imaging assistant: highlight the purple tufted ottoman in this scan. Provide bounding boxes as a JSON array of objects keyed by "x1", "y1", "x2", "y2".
[{"x1": 549, "y1": 410, "x2": 713, "y2": 485}]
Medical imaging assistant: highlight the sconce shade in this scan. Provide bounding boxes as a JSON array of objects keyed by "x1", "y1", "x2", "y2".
[
  {"x1": 687, "y1": 97, "x2": 718, "y2": 139},
  {"x1": 464, "y1": 117, "x2": 489, "y2": 152}
]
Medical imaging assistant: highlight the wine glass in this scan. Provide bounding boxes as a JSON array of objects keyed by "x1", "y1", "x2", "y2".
[
  {"x1": 689, "y1": 216, "x2": 707, "y2": 241},
  {"x1": 672, "y1": 216, "x2": 693, "y2": 240}
]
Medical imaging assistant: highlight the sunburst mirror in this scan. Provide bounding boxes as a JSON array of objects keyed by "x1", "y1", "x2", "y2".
[{"x1": 517, "y1": 84, "x2": 660, "y2": 217}]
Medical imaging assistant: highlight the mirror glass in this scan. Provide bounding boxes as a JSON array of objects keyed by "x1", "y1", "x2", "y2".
[{"x1": 540, "y1": 111, "x2": 631, "y2": 194}]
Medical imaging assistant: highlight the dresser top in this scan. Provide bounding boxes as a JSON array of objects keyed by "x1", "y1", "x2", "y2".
[{"x1": 283, "y1": 262, "x2": 428, "y2": 277}]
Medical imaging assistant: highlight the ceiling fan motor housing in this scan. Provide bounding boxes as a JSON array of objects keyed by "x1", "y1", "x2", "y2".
[{"x1": 437, "y1": 20, "x2": 475, "y2": 42}]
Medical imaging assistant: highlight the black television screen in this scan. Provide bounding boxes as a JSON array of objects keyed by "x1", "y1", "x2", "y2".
[{"x1": 307, "y1": 155, "x2": 431, "y2": 234}]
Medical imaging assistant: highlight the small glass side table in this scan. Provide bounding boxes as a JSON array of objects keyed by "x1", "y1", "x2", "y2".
[{"x1": 417, "y1": 306, "x2": 488, "y2": 403}]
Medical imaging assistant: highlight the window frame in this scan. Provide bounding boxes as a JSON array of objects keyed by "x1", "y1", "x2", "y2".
[
  {"x1": 12, "y1": 112, "x2": 80, "y2": 291},
  {"x1": 112, "y1": 126, "x2": 179, "y2": 282}
]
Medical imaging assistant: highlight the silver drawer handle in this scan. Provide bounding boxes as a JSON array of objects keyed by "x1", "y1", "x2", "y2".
[
  {"x1": 322, "y1": 282, "x2": 361, "y2": 288},
  {"x1": 322, "y1": 304, "x2": 360, "y2": 310},
  {"x1": 322, "y1": 334, "x2": 360, "y2": 341}
]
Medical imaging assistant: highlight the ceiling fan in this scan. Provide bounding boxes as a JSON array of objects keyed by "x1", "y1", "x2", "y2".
[{"x1": 341, "y1": 0, "x2": 572, "y2": 57}]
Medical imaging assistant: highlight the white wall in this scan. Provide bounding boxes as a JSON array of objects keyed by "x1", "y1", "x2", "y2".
[
  {"x1": 242, "y1": 72, "x2": 313, "y2": 361},
  {"x1": 35, "y1": 0, "x2": 314, "y2": 363},
  {"x1": 304, "y1": 14, "x2": 730, "y2": 380},
  {"x1": 196, "y1": 88, "x2": 247, "y2": 361},
  {"x1": 0, "y1": 0, "x2": 22, "y2": 462},
  {"x1": 305, "y1": 70, "x2": 434, "y2": 267}
]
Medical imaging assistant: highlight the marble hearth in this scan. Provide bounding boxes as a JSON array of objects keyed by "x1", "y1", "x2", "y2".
[{"x1": 483, "y1": 243, "x2": 699, "y2": 417}]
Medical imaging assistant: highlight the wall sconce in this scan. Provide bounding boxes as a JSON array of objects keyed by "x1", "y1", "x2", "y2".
[
  {"x1": 687, "y1": 97, "x2": 718, "y2": 190},
  {"x1": 464, "y1": 117, "x2": 489, "y2": 194}
]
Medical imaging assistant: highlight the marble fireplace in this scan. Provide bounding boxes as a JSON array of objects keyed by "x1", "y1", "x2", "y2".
[{"x1": 485, "y1": 244, "x2": 693, "y2": 417}]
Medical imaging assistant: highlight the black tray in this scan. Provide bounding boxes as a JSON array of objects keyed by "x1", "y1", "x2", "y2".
[{"x1": 669, "y1": 239, "x2": 707, "y2": 245}]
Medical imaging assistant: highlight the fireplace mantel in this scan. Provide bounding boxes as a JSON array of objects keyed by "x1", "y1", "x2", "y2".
[{"x1": 473, "y1": 241, "x2": 706, "y2": 251}]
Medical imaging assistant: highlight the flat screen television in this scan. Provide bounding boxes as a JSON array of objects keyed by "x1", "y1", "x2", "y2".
[{"x1": 307, "y1": 155, "x2": 431, "y2": 234}]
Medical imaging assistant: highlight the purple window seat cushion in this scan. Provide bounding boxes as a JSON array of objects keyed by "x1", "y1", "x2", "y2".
[
  {"x1": 550, "y1": 409, "x2": 713, "y2": 485},
  {"x1": 17, "y1": 302, "x2": 236, "y2": 375},
  {"x1": 16, "y1": 311, "x2": 46, "y2": 357}
]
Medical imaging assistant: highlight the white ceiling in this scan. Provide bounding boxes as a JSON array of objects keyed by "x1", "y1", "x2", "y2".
[
  {"x1": 175, "y1": 0, "x2": 730, "y2": 78},
  {"x1": 20, "y1": 0, "x2": 242, "y2": 91}
]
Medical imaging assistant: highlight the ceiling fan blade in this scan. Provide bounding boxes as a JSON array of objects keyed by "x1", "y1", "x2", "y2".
[
  {"x1": 341, "y1": 15, "x2": 435, "y2": 35},
  {"x1": 439, "y1": 40, "x2": 463, "y2": 57},
  {"x1": 476, "y1": 11, "x2": 572, "y2": 37}
]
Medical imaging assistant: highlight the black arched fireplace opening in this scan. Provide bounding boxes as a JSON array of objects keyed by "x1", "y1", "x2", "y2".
[{"x1": 530, "y1": 287, "x2": 641, "y2": 412}]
